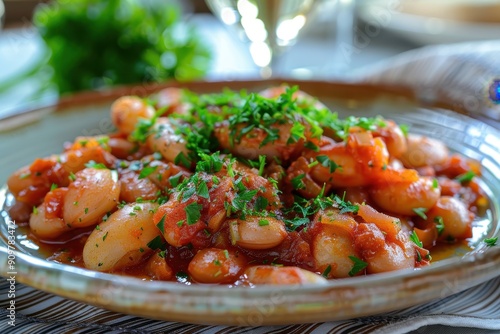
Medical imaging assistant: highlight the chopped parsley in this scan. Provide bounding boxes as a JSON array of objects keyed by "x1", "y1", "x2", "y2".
[
  {"x1": 456, "y1": 171, "x2": 475, "y2": 184},
  {"x1": 291, "y1": 174, "x2": 306, "y2": 190},
  {"x1": 322, "y1": 265, "x2": 332, "y2": 278},
  {"x1": 156, "y1": 214, "x2": 166, "y2": 234},
  {"x1": 412, "y1": 207, "x2": 428, "y2": 220},
  {"x1": 168, "y1": 173, "x2": 182, "y2": 187},
  {"x1": 316, "y1": 155, "x2": 339, "y2": 173},
  {"x1": 409, "y1": 230, "x2": 423, "y2": 247},
  {"x1": 147, "y1": 235, "x2": 167, "y2": 251},
  {"x1": 434, "y1": 216, "x2": 445, "y2": 236},
  {"x1": 399, "y1": 124, "x2": 409, "y2": 137},
  {"x1": 258, "y1": 155, "x2": 266, "y2": 176},
  {"x1": 254, "y1": 196, "x2": 268, "y2": 212},
  {"x1": 348, "y1": 256, "x2": 367, "y2": 277},
  {"x1": 85, "y1": 160, "x2": 108, "y2": 169},
  {"x1": 138, "y1": 166, "x2": 158, "y2": 179},
  {"x1": 184, "y1": 202, "x2": 203, "y2": 225},
  {"x1": 258, "y1": 219, "x2": 269, "y2": 226},
  {"x1": 484, "y1": 237, "x2": 498, "y2": 247}
]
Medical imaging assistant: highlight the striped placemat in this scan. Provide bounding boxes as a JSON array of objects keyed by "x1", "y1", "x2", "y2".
[{"x1": 1, "y1": 276, "x2": 500, "y2": 334}]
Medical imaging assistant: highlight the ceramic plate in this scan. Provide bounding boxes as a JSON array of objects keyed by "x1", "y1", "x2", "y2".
[{"x1": 0, "y1": 79, "x2": 499, "y2": 325}]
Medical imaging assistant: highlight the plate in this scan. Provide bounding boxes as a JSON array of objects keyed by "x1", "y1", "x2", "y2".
[
  {"x1": 357, "y1": 0, "x2": 500, "y2": 45},
  {"x1": 1, "y1": 79, "x2": 499, "y2": 325}
]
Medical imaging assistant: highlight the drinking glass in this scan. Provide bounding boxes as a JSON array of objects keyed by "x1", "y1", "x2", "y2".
[{"x1": 206, "y1": 0, "x2": 344, "y2": 78}]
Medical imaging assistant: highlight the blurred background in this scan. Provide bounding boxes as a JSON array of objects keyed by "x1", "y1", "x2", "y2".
[{"x1": 1, "y1": 0, "x2": 500, "y2": 118}]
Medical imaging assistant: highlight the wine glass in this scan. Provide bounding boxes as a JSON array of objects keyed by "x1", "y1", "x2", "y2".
[{"x1": 205, "y1": 0, "x2": 328, "y2": 78}]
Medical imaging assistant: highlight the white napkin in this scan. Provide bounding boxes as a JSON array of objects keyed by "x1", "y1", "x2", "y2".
[{"x1": 354, "y1": 40, "x2": 500, "y2": 129}]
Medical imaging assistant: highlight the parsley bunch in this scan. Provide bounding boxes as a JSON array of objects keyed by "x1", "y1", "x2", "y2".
[{"x1": 33, "y1": 0, "x2": 211, "y2": 94}]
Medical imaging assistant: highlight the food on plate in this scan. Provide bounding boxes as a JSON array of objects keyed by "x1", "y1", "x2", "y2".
[{"x1": 6, "y1": 86, "x2": 487, "y2": 285}]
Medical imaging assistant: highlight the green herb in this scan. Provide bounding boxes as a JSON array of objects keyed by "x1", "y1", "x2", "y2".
[
  {"x1": 432, "y1": 178, "x2": 439, "y2": 189},
  {"x1": 284, "y1": 217, "x2": 310, "y2": 231},
  {"x1": 412, "y1": 207, "x2": 428, "y2": 220},
  {"x1": 434, "y1": 216, "x2": 445, "y2": 236},
  {"x1": 32, "y1": 206, "x2": 39, "y2": 215},
  {"x1": 304, "y1": 141, "x2": 319, "y2": 152},
  {"x1": 84, "y1": 208, "x2": 89, "y2": 214},
  {"x1": 213, "y1": 259, "x2": 221, "y2": 266},
  {"x1": 102, "y1": 231, "x2": 109, "y2": 241},
  {"x1": 139, "y1": 247, "x2": 144, "y2": 253},
  {"x1": 85, "y1": 161, "x2": 108, "y2": 169},
  {"x1": 287, "y1": 122, "x2": 306, "y2": 144},
  {"x1": 32, "y1": 0, "x2": 210, "y2": 94},
  {"x1": 174, "y1": 152, "x2": 192, "y2": 169},
  {"x1": 258, "y1": 155, "x2": 266, "y2": 176},
  {"x1": 50, "y1": 183, "x2": 58, "y2": 191},
  {"x1": 223, "y1": 250, "x2": 229, "y2": 259},
  {"x1": 456, "y1": 171, "x2": 475, "y2": 183},
  {"x1": 95, "y1": 225, "x2": 100, "y2": 230},
  {"x1": 348, "y1": 256, "x2": 367, "y2": 277},
  {"x1": 334, "y1": 194, "x2": 359, "y2": 214},
  {"x1": 19, "y1": 172, "x2": 31, "y2": 179},
  {"x1": 196, "y1": 152, "x2": 224, "y2": 174},
  {"x1": 254, "y1": 196, "x2": 268, "y2": 212},
  {"x1": 316, "y1": 155, "x2": 339, "y2": 173},
  {"x1": 322, "y1": 265, "x2": 332, "y2": 278},
  {"x1": 196, "y1": 180, "x2": 210, "y2": 199},
  {"x1": 484, "y1": 237, "x2": 498, "y2": 247},
  {"x1": 147, "y1": 235, "x2": 167, "y2": 251},
  {"x1": 291, "y1": 174, "x2": 306, "y2": 190},
  {"x1": 130, "y1": 115, "x2": 158, "y2": 143},
  {"x1": 258, "y1": 219, "x2": 269, "y2": 226},
  {"x1": 69, "y1": 172, "x2": 76, "y2": 181},
  {"x1": 139, "y1": 166, "x2": 158, "y2": 179},
  {"x1": 409, "y1": 230, "x2": 423, "y2": 247},
  {"x1": 156, "y1": 214, "x2": 166, "y2": 234},
  {"x1": 185, "y1": 202, "x2": 203, "y2": 225},
  {"x1": 169, "y1": 173, "x2": 182, "y2": 187},
  {"x1": 399, "y1": 124, "x2": 409, "y2": 137}
]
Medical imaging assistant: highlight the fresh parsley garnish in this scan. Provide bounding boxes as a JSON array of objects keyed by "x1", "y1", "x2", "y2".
[
  {"x1": 434, "y1": 216, "x2": 445, "y2": 236},
  {"x1": 484, "y1": 237, "x2": 498, "y2": 247},
  {"x1": 184, "y1": 202, "x2": 203, "y2": 225},
  {"x1": 456, "y1": 171, "x2": 475, "y2": 184},
  {"x1": 316, "y1": 155, "x2": 339, "y2": 173},
  {"x1": 409, "y1": 230, "x2": 423, "y2": 247},
  {"x1": 412, "y1": 207, "x2": 428, "y2": 220},
  {"x1": 348, "y1": 256, "x2": 367, "y2": 277},
  {"x1": 139, "y1": 166, "x2": 158, "y2": 179}
]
